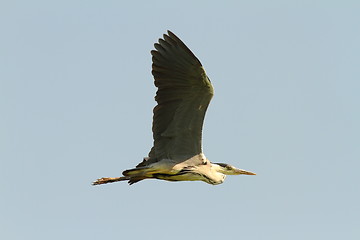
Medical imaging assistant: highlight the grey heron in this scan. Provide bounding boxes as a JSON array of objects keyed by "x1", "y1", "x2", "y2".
[{"x1": 93, "y1": 30, "x2": 255, "y2": 186}]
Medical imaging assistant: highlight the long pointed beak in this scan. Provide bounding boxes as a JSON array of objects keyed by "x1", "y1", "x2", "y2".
[{"x1": 236, "y1": 169, "x2": 256, "y2": 175}]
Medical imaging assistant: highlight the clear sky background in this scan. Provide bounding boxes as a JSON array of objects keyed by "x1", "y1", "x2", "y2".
[{"x1": 1, "y1": 1, "x2": 359, "y2": 239}]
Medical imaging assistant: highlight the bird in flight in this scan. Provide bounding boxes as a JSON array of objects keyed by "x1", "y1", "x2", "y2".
[{"x1": 93, "y1": 30, "x2": 255, "y2": 186}]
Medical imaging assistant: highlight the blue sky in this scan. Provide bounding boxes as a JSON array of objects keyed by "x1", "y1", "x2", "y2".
[{"x1": 1, "y1": 1, "x2": 359, "y2": 239}]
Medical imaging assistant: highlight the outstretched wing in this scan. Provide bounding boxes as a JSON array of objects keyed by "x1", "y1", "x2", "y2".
[{"x1": 148, "y1": 30, "x2": 214, "y2": 163}]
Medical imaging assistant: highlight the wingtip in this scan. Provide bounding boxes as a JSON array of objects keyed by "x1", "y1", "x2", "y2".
[
  {"x1": 163, "y1": 30, "x2": 173, "y2": 42},
  {"x1": 166, "y1": 30, "x2": 179, "y2": 40}
]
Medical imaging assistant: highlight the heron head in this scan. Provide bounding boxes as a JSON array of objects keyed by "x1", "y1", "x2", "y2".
[{"x1": 215, "y1": 163, "x2": 256, "y2": 175}]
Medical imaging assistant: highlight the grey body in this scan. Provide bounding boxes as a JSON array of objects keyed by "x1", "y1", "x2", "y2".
[{"x1": 93, "y1": 31, "x2": 255, "y2": 186}]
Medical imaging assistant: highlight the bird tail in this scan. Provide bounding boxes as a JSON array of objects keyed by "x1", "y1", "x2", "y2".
[
  {"x1": 121, "y1": 166, "x2": 158, "y2": 185},
  {"x1": 122, "y1": 166, "x2": 157, "y2": 177}
]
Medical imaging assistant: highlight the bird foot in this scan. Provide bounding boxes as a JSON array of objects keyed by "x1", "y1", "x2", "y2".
[{"x1": 92, "y1": 177, "x2": 127, "y2": 185}]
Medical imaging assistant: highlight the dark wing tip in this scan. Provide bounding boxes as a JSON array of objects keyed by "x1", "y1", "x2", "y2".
[{"x1": 161, "y1": 30, "x2": 202, "y2": 66}]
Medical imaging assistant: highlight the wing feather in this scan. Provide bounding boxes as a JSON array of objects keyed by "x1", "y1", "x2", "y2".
[{"x1": 145, "y1": 31, "x2": 214, "y2": 164}]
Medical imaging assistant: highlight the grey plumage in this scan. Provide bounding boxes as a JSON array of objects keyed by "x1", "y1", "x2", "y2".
[{"x1": 92, "y1": 31, "x2": 255, "y2": 186}]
